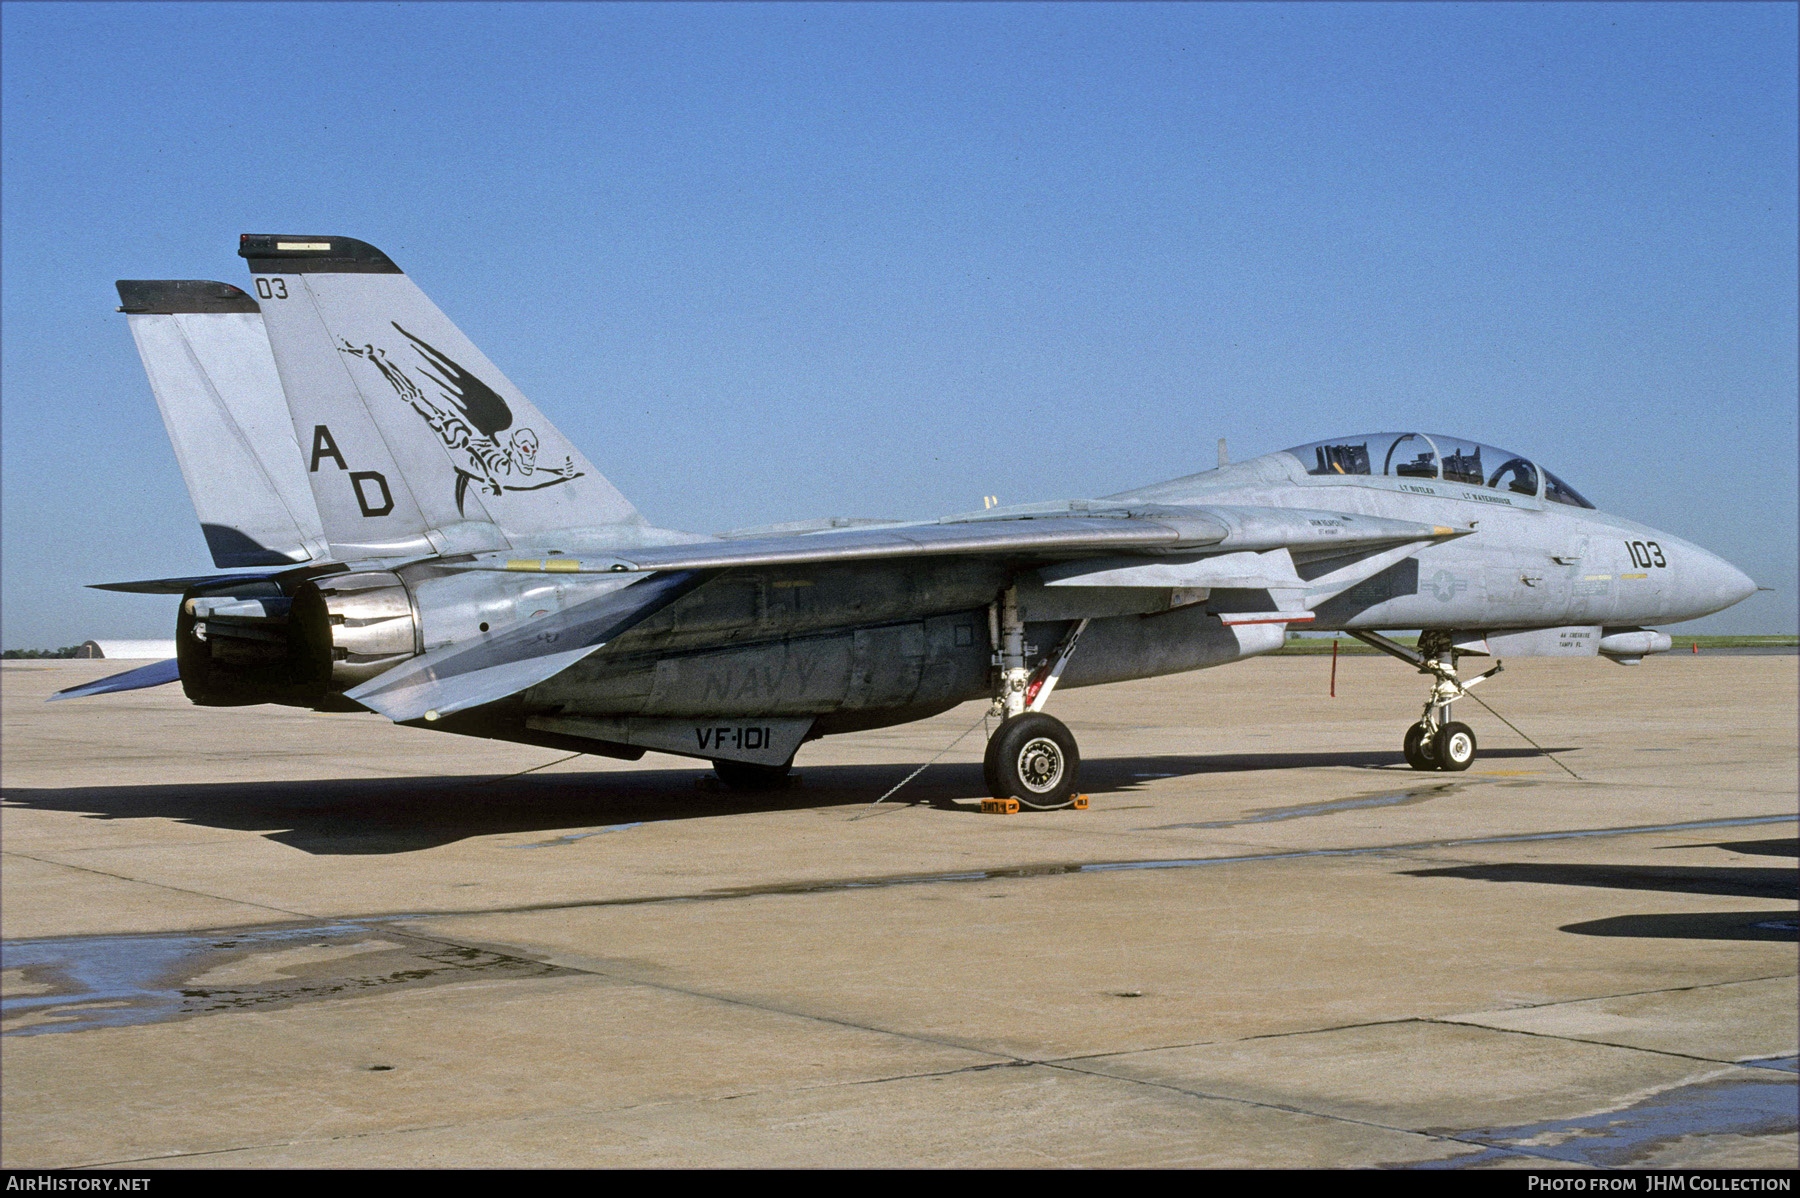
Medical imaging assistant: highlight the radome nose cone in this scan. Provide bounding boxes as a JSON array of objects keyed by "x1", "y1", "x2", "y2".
[
  {"x1": 1703, "y1": 553, "x2": 1757, "y2": 613},
  {"x1": 1722, "y1": 560, "x2": 1757, "y2": 607}
]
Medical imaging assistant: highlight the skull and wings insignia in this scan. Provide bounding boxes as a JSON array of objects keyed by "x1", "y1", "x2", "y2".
[{"x1": 339, "y1": 322, "x2": 584, "y2": 516}]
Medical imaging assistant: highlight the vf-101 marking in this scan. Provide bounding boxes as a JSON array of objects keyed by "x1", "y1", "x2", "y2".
[{"x1": 70, "y1": 237, "x2": 1759, "y2": 805}]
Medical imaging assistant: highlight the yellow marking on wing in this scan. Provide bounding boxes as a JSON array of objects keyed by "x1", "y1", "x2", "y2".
[
  {"x1": 544, "y1": 558, "x2": 580, "y2": 573},
  {"x1": 1621, "y1": 572, "x2": 1648, "y2": 580},
  {"x1": 505, "y1": 559, "x2": 542, "y2": 572}
]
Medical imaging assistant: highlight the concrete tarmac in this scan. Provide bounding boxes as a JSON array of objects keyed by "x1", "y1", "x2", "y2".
[{"x1": 2, "y1": 654, "x2": 1794, "y2": 1169}]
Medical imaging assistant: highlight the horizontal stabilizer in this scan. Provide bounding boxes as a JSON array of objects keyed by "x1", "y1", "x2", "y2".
[
  {"x1": 49, "y1": 658, "x2": 181, "y2": 701},
  {"x1": 88, "y1": 572, "x2": 288, "y2": 595},
  {"x1": 347, "y1": 571, "x2": 702, "y2": 723}
]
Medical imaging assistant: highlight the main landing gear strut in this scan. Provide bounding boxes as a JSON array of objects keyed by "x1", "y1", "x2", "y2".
[
  {"x1": 982, "y1": 587, "x2": 1089, "y2": 808},
  {"x1": 1347, "y1": 630, "x2": 1502, "y2": 772}
]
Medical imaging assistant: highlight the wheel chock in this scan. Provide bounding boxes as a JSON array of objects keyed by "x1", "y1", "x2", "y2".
[{"x1": 980, "y1": 795, "x2": 1088, "y2": 813}]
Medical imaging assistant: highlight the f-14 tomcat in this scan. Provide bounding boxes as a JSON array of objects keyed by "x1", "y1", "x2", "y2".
[{"x1": 61, "y1": 234, "x2": 1758, "y2": 806}]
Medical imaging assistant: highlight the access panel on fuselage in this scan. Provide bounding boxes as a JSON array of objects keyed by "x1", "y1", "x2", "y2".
[{"x1": 549, "y1": 611, "x2": 991, "y2": 720}]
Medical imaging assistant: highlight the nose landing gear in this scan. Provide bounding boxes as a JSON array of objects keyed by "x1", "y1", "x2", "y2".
[{"x1": 1351, "y1": 630, "x2": 1500, "y2": 772}]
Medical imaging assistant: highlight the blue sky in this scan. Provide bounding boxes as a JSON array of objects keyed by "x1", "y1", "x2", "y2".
[{"x1": 3, "y1": 1, "x2": 1794, "y2": 644}]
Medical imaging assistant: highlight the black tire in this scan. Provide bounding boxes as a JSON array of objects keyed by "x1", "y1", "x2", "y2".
[
  {"x1": 1403, "y1": 723, "x2": 1437, "y2": 770},
  {"x1": 1433, "y1": 722, "x2": 1476, "y2": 771},
  {"x1": 711, "y1": 759, "x2": 792, "y2": 791},
  {"x1": 984, "y1": 713, "x2": 1080, "y2": 806}
]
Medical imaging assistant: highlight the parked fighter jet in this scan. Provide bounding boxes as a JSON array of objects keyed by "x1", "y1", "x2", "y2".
[{"x1": 60, "y1": 235, "x2": 1758, "y2": 805}]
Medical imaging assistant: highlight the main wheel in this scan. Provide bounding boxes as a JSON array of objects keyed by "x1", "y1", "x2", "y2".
[
  {"x1": 984, "y1": 713, "x2": 1080, "y2": 806},
  {"x1": 1432, "y1": 722, "x2": 1476, "y2": 771},
  {"x1": 1403, "y1": 723, "x2": 1437, "y2": 770},
  {"x1": 711, "y1": 759, "x2": 792, "y2": 791}
]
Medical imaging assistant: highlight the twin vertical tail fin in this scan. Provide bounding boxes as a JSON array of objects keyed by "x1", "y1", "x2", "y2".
[
  {"x1": 238, "y1": 235, "x2": 641, "y2": 561},
  {"x1": 115, "y1": 280, "x2": 327, "y2": 568}
]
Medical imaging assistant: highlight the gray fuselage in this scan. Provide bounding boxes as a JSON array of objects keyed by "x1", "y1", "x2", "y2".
[{"x1": 480, "y1": 449, "x2": 1749, "y2": 740}]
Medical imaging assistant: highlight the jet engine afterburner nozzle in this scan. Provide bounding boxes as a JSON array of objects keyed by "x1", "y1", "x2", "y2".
[{"x1": 290, "y1": 572, "x2": 422, "y2": 692}]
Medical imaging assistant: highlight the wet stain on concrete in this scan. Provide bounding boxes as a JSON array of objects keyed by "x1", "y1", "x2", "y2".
[
  {"x1": 1, "y1": 923, "x2": 579, "y2": 1036},
  {"x1": 336, "y1": 813, "x2": 1800, "y2": 920},
  {"x1": 1144, "y1": 782, "x2": 1460, "y2": 832},
  {"x1": 516, "y1": 822, "x2": 646, "y2": 848},
  {"x1": 1415, "y1": 1066, "x2": 1798, "y2": 1168},
  {"x1": 5, "y1": 816, "x2": 1790, "y2": 1041}
]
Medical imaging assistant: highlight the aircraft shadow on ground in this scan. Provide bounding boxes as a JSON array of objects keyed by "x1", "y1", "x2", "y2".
[
  {"x1": 1403, "y1": 843, "x2": 1799, "y2": 943},
  {"x1": 0, "y1": 746, "x2": 1568, "y2": 856}
]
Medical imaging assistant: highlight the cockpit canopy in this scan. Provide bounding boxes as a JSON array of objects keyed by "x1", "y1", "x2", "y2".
[{"x1": 1281, "y1": 432, "x2": 1594, "y2": 508}]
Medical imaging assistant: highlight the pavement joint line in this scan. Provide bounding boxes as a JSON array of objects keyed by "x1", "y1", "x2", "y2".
[
  {"x1": 0, "y1": 848, "x2": 318, "y2": 923},
  {"x1": 1042, "y1": 1048, "x2": 1734, "y2": 1169},
  {"x1": 6, "y1": 839, "x2": 256, "y2": 856},
  {"x1": 76, "y1": 1058, "x2": 1080, "y2": 1169},
  {"x1": 84, "y1": 1115, "x2": 515, "y2": 1169},
  {"x1": 364, "y1": 929, "x2": 1038, "y2": 1069},
  {"x1": 75, "y1": 1053, "x2": 1516, "y2": 1171},
  {"x1": 202, "y1": 939, "x2": 1796, "y2": 1163},
  {"x1": 843, "y1": 1054, "x2": 1565, "y2": 1167},
  {"x1": 1040, "y1": 1016, "x2": 1432, "y2": 1063},
  {"x1": 14, "y1": 918, "x2": 1787, "y2": 1095},
  {"x1": 1433, "y1": 971, "x2": 1800, "y2": 1016},
  {"x1": 1037, "y1": 1054, "x2": 1536, "y2": 1165},
  {"x1": 67, "y1": 1044, "x2": 1039, "y2": 1165},
  {"x1": 44, "y1": 948, "x2": 1784, "y2": 1165},
  {"x1": 1419, "y1": 1016, "x2": 1800, "y2": 1071},
  {"x1": 1029, "y1": 978, "x2": 1796, "y2": 1068}
]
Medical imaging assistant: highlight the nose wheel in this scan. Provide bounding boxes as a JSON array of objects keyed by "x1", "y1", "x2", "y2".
[
  {"x1": 1434, "y1": 721, "x2": 1477, "y2": 770},
  {"x1": 1353, "y1": 631, "x2": 1498, "y2": 772},
  {"x1": 1403, "y1": 723, "x2": 1435, "y2": 769},
  {"x1": 1406, "y1": 719, "x2": 1477, "y2": 771}
]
